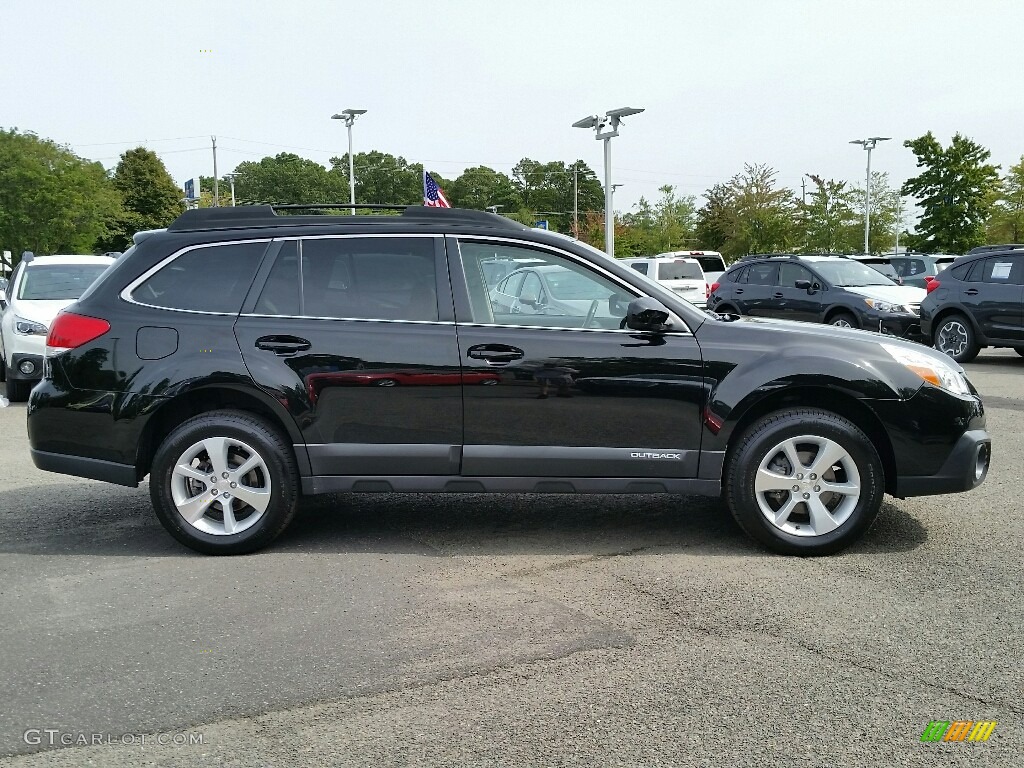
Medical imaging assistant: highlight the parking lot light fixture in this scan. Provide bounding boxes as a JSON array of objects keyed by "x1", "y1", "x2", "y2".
[
  {"x1": 332, "y1": 109, "x2": 368, "y2": 215},
  {"x1": 850, "y1": 137, "x2": 891, "y2": 254},
  {"x1": 573, "y1": 107, "x2": 645, "y2": 257}
]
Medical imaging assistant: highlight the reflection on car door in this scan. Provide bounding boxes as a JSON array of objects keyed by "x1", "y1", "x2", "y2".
[
  {"x1": 451, "y1": 237, "x2": 706, "y2": 479},
  {"x1": 234, "y1": 235, "x2": 463, "y2": 477},
  {"x1": 962, "y1": 257, "x2": 1024, "y2": 342},
  {"x1": 771, "y1": 262, "x2": 822, "y2": 322}
]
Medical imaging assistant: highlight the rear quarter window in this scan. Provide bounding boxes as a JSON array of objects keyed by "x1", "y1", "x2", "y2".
[{"x1": 132, "y1": 241, "x2": 269, "y2": 313}]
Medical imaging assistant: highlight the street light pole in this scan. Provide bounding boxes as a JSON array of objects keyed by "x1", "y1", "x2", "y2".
[
  {"x1": 225, "y1": 173, "x2": 237, "y2": 206},
  {"x1": 573, "y1": 107, "x2": 645, "y2": 257},
  {"x1": 332, "y1": 109, "x2": 367, "y2": 215},
  {"x1": 850, "y1": 136, "x2": 890, "y2": 254}
]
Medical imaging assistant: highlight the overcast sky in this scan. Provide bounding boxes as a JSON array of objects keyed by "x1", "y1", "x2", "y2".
[{"x1": 2, "y1": 0, "x2": 1022, "y2": 218}]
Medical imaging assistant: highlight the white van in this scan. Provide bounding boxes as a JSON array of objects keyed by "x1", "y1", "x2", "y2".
[{"x1": 621, "y1": 255, "x2": 709, "y2": 307}]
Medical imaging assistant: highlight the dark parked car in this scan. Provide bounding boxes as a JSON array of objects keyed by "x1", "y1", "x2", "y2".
[
  {"x1": 920, "y1": 246, "x2": 1024, "y2": 362},
  {"x1": 27, "y1": 205, "x2": 989, "y2": 557},
  {"x1": 708, "y1": 254, "x2": 928, "y2": 339}
]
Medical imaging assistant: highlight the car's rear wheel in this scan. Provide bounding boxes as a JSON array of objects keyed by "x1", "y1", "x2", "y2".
[
  {"x1": 934, "y1": 314, "x2": 979, "y2": 363},
  {"x1": 150, "y1": 410, "x2": 299, "y2": 555},
  {"x1": 828, "y1": 312, "x2": 857, "y2": 329},
  {"x1": 724, "y1": 408, "x2": 884, "y2": 555},
  {"x1": 5, "y1": 377, "x2": 30, "y2": 402}
]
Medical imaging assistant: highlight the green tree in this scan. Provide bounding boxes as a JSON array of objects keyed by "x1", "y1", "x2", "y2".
[
  {"x1": 510, "y1": 158, "x2": 602, "y2": 232},
  {"x1": 617, "y1": 185, "x2": 698, "y2": 255},
  {"x1": 696, "y1": 164, "x2": 797, "y2": 259},
  {"x1": 101, "y1": 147, "x2": 184, "y2": 250},
  {"x1": 233, "y1": 152, "x2": 343, "y2": 207},
  {"x1": 901, "y1": 132, "x2": 1000, "y2": 253},
  {"x1": 847, "y1": 171, "x2": 901, "y2": 253},
  {"x1": 987, "y1": 156, "x2": 1024, "y2": 243},
  {"x1": 694, "y1": 183, "x2": 732, "y2": 252},
  {"x1": 330, "y1": 151, "x2": 428, "y2": 206},
  {"x1": 799, "y1": 175, "x2": 858, "y2": 253},
  {"x1": 0, "y1": 128, "x2": 122, "y2": 257},
  {"x1": 445, "y1": 166, "x2": 520, "y2": 211}
]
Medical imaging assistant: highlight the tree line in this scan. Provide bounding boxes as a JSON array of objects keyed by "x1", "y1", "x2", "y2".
[{"x1": 2, "y1": 127, "x2": 1022, "y2": 270}]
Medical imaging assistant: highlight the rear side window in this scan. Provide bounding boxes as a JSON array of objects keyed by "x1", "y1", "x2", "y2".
[
  {"x1": 949, "y1": 263, "x2": 972, "y2": 280},
  {"x1": 981, "y1": 258, "x2": 1022, "y2": 284},
  {"x1": 133, "y1": 241, "x2": 268, "y2": 313},
  {"x1": 656, "y1": 261, "x2": 703, "y2": 280},
  {"x1": 743, "y1": 263, "x2": 778, "y2": 285},
  {"x1": 629, "y1": 262, "x2": 650, "y2": 275},
  {"x1": 255, "y1": 236, "x2": 438, "y2": 321},
  {"x1": 725, "y1": 266, "x2": 747, "y2": 283}
]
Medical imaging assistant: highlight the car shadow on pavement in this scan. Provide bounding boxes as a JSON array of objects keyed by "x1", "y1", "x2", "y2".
[{"x1": 0, "y1": 485, "x2": 926, "y2": 558}]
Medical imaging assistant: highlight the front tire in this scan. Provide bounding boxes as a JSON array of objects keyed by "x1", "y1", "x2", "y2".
[
  {"x1": 150, "y1": 410, "x2": 299, "y2": 555},
  {"x1": 828, "y1": 312, "x2": 857, "y2": 329},
  {"x1": 724, "y1": 408, "x2": 884, "y2": 556},
  {"x1": 934, "y1": 313, "x2": 979, "y2": 363}
]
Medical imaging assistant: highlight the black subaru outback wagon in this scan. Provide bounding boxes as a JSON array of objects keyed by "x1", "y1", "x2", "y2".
[{"x1": 27, "y1": 206, "x2": 990, "y2": 556}]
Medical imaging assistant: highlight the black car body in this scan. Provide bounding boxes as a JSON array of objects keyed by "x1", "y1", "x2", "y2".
[
  {"x1": 920, "y1": 246, "x2": 1024, "y2": 362},
  {"x1": 708, "y1": 254, "x2": 928, "y2": 340},
  {"x1": 27, "y1": 206, "x2": 990, "y2": 556}
]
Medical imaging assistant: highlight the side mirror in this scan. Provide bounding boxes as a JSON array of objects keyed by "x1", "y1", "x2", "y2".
[
  {"x1": 624, "y1": 297, "x2": 673, "y2": 332},
  {"x1": 795, "y1": 279, "x2": 812, "y2": 291},
  {"x1": 518, "y1": 296, "x2": 537, "y2": 307}
]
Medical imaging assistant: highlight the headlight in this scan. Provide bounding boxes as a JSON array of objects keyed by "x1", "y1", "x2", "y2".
[
  {"x1": 14, "y1": 316, "x2": 48, "y2": 336},
  {"x1": 882, "y1": 343, "x2": 971, "y2": 396},
  {"x1": 864, "y1": 298, "x2": 907, "y2": 313}
]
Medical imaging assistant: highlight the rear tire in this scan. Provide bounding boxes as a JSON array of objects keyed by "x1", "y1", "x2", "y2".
[
  {"x1": 934, "y1": 313, "x2": 980, "y2": 363},
  {"x1": 5, "y1": 377, "x2": 30, "y2": 402},
  {"x1": 149, "y1": 410, "x2": 299, "y2": 555},
  {"x1": 724, "y1": 408, "x2": 884, "y2": 556}
]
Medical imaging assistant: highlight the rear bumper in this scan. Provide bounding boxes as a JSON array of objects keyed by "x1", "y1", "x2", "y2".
[
  {"x1": 893, "y1": 429, "x2": 991, "y2": 497},
  {"x1": 6, "y1": 352, "x2": 44, "y2": 382},
  {"x1": 30, "y1": 448, "x2": 138, "y2": 487}
]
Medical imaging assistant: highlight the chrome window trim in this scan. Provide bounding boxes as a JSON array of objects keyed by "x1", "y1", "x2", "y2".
[
  {"x1": 239, "y1": 314, "x2": 455, "y2": 326},
  {"x1": 453, "y1": 234, "x2": 694, "y2": 336},
  {"x1": 451, "y1": 322, "x2": 691, "y2": 335},
  {"x1": 120, "y1": 238, "x2": 273, "y2": 315}
]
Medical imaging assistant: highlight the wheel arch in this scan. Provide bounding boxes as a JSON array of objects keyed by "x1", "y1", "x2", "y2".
[
  {"x1": 823, "y1": 305, "x2": 858, "y2": 325},
  {"x1": 135, "y1": 385, "x2": 309, "y2": 482},
  {"x1": 723, "y1": 386, "x2": 898, "y2": 496},
  {"x1": 930, "y1": 305, "x2": 985, "y2": 344}
]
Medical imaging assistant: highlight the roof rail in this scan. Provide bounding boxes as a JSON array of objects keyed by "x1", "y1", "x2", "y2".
[
  {"x1": 966, "y1": 244, "x2": 1024, "y2": 255},
  {"x1": 167, "y1": 204, "x2": 527, "y2": 233}
]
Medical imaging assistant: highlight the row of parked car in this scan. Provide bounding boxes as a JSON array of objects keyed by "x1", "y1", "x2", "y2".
[{"x1": 623, "y1": 248, "x2": 1024, "y2": 364}]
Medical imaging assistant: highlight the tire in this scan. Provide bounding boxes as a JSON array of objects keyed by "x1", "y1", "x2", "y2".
[
  {"x1": 0, "y1": 354, "x2": 5, "y2": 383},
  {"x1": 827, "y1": 312, "x2": 857, "y2": 329},
  {"x1": 724, "y1": 408, "x2": 884, "y2": 556},
  {"x1": 716, "y1": 304, "x2": 740, "y2": 316},
  {"x1": 933, "y1": 313, "x2": 979, "y2": 364},
  {"x1": 5, "y1": 377, "x2": 31, "y2": 402},
  {"x1": 149, "y1": 410, "x2": 299, "y2": 555}
]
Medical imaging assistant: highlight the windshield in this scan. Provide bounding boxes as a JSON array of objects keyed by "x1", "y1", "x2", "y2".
[
  {"x1": 18, "y1": 264, "x2": 110, "y2": 300},
  {"x1": 657, "y1": 262, "x2": 703, "y2": 280},
  {"x1": 814, "y1": 260, "x2": 895, "y2": 287}
]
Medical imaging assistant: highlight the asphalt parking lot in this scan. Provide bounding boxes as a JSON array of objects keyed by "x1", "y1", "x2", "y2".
[{"x1": 0, "y1": 351, "x2": 1020, "y2": 767}]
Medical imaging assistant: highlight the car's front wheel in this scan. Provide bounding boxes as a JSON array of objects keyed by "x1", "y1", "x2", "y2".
[
  {"x1": 934, "y1": 313, "x2": 979, "y2": 363},
  {"x1": 150, "y1": 410, "x2": 299, "y2": 555},
  {"x1": 828, "y1": 312, "x2": 858, "y2": 329},
  {"x1": 724, "y1": 408, "x2": 884, "y2": 555}
]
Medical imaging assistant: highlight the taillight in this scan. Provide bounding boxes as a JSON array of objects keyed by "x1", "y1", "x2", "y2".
[
  {"x1": 46, "y1": 312, "x2": 111, "y2": 355},
  {"x1": 709, "y1": 281, "x2": 720, "y2": 294},
  {"x1": 705, "y1": 283, "x2": 711, "y2": 298},
  {"x1": 926, "y1": 279, "x2": 940, "y2": 294}
]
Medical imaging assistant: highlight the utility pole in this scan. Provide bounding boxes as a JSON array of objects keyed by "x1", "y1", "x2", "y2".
[
  {"x1": 801, "y1": 177, "x2": 807, "y2": 206},
  {"x1": 573, "y1": 166, "x2": 579, "y2": 237},
  {"x1": 894, "y1": 197, "x2": 902, "y2": 255},
  {"x1": 211, "y1": 136, "x2": 219, "y2": 207}
]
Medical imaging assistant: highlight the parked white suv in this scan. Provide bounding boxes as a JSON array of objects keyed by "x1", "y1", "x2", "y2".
[
  {"x1": 655, "y1": 250, "x2": 727, "y2": 284},
  {"x1": 0, "y1": 254, "x2": 114, "y2": 401},
  {"x1": 621, "y1": 255, "x2": 709, "y2": 307}
]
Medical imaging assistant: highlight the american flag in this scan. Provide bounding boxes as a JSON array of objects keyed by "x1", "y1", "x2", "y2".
[{"x1": 423, "y1": 171, "x2": 451, "y2": 208}]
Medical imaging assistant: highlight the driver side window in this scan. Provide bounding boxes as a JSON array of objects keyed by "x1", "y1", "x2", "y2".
[{"x1": 458, "y1": 240, "x2": 633, "y2": 329}]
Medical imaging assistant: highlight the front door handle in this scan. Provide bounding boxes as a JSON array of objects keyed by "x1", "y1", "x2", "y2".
[
  {"x1": 735, "y1": 288, "x2": 744, "y2": 294},
  {"x1": 965, "y1": 289, "x2": 979, "y2": 296},
  {"x1": 773, "y1": 292, "x2": 784, "y2": 298},
  {"x1": 467, "y1": 344, "x2": 525, "y2": 365},
  {"x1": 255, "y1": 335, "x2": 312, "y2": 355}
]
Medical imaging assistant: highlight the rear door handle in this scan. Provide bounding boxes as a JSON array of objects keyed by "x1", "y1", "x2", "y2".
[
  {"x1": 467, "y1": 344, "x2": 525, "y2": 365},
  {"x1": 255, "y1": 335, "x2": 312, "y2": 355},
  {"x1": 965, "y1": 289, "x2": 979, "y2": 296},
  {"x1": 735, "y1": 288, "x2": 744, "y2": 294},
  {"x1": 773, "y1": 292, "x2": 784, "y2": 298}
]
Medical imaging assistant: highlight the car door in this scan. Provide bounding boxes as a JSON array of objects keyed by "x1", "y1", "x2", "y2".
[
  {"x1": 736, "y1": 261, "x2": 779, "y2": 317},
  {"x1": 234, "y1": 234, "x2": 463, "y2": 476},
  {"x1": 450, "y1": 237, "x2": 705, "y2": 479},
  {"x1": 961, "y1": 257, "x2": 1024, "y2": 342},
  {"x1": 771, "y1": 262, "x2": 822, "y2": 322}
]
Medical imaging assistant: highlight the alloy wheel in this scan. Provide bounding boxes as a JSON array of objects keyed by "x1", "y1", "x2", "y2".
[{"x1": 936, "y1": 320, "x2": 969, "y2": 358}]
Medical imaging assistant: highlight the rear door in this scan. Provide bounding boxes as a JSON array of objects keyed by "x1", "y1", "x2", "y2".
[
  {"x1": 961, "y1": 257, "x2": 1024, "y2": 343},
  {"x1": 234, "y1": 234, "x2": 463, "y2": 477},
  {"x1": 771, "y1": 262, "x2": 822, "y2": 322},
  {"x1": 735, "y1": 261, "x2": 779, "y2": 317}
]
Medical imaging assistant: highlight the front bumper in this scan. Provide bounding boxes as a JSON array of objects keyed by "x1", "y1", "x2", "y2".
[
  {"x1": 894, "y1": 429, "x2": 991, "y2": 497},
  {"x1": 6, "y1": 352, "x2": 44, "y2": 382},
  {"x1": 872, "y1": 313, "x2": 926, "y2": 342}
]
